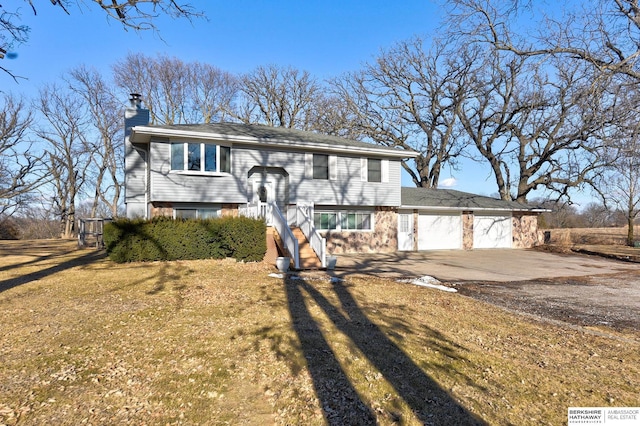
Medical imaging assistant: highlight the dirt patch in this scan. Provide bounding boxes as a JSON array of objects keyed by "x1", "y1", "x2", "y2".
[{"x1": 454, "y1": 271, "x2": 640, "y2": 335}]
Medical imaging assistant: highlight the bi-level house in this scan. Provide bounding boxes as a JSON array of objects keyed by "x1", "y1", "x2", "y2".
[
  {"x1": 124, "y1": 95, "x2": 545, "y2": 269},
  {"x1": 124, "y1": 94, "x2": 421, "y2": 268}
]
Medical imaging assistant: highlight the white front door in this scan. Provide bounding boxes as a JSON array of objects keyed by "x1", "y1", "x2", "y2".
[
  {"x1": 251, "y1": 181, "x2": 274, "y2": 221},
  {"x1": 398, "y1": 213, "x2": 414, "y2": 251},
  {"x1": 252, "y1": 181, "x2": 274, "y2": 205}
]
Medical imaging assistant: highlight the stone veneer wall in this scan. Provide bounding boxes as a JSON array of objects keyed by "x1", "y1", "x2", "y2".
[
  {"x1": 324, "y1": 207, "x2": 398, "y2": 254},
  {"x1": 512, "y1": 212, "x2": 544, "y2": 248},
  {"x1": 462, "y1": 211, "x2": 474, "y2": 250}
]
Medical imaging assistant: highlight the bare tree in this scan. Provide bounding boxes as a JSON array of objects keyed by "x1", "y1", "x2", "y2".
[
  {"x1": 580, "y1": 202, "x2": 614, "y2": 228},
  {"x1": 330, "y1": 37, "x2": 472, "y2": 188},
  {"x1": 1, "y1": 1, "x2": 203, "y2": 81},
  {"x1": 600, "y1": 115, "x2": 640, "y2": 244},
  {"x1": 33, "y1": 84, "x2": 91, "y2": 238},
  {"x1": 189, "y1": 61, "x2": 238, "y2": 124},
  {"x1": 67, "y1": 65, "x2": 123, "y2": 218},
  {"x1": 448, "y1": 0, "x2": 640, "y2": 82},
  {"x1": 457, "y1": 44, "x2": 610, "y2": 202},
  {"x1": 233, "y1": 65, "x2": 323, "y2": 130},
  {"x1": 0, "y1": 93, "x2": 41, "y2": 217},
  {"x1": 534, "y1": 198, "x2": 583, "y2": 229},
  {"x1": 308, "y1": 94, "x2": 363, "y2": 140},
  {"x1": 113, "y1": 53, "x2": 238, "y2": 125}
]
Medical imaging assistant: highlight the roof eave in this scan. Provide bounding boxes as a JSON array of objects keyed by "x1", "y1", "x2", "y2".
[
  {"x1": 400, "y1": 205, "x2": 546, "y2": 212},
  {"x1": 129, "y1": 126, "x2": 419, "y2": 159}
]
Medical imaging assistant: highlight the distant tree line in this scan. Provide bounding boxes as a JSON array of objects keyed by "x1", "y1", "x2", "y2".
[{"x1": 1, "y1": 0, "x2": 639, "y2": 241}]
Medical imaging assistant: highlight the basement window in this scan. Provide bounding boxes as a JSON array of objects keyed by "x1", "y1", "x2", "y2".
[{"x1": 314, "y1": 211, "x2": 373, "y2": 231}]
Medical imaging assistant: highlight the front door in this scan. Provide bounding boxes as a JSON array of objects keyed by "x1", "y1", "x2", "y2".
[
  {"x1": 398, "y1": 213, "x2": 414, "y2": 251},
  {"x1": 252, "y1": 181, "x2": 274, "y2": 218},
  {"x1": 252, "y1": 180, "x2": 274, "y2": 203}
]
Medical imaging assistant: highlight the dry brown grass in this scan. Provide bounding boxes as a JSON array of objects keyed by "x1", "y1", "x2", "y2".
[
  {"x1": 544, "y1": 226, "x2": 639, "y2": 247},
  {"x1": 0, "y1": 240, "x2": 638, "y2": 425}
]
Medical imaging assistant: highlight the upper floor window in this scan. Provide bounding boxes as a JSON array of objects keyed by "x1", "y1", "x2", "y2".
[
  {"x1": 171, "y1": 142, "x2": 231, "y2": 173},
  {"x1": 313, "y1": 154, "x2": 329, "y2": 179},
  {"x1": 361, "y1": 158, "x2": 388, "y2": 182},
  {"x1": 368, "y1": 159, "x2": 381, "y2": 182},
  {"x1": 307, "y1": 153, "x2": 337, "y2": 180}
]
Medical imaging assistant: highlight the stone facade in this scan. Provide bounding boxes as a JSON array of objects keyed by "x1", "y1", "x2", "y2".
[
  {"x1": 512, "y1": 212, "x2": 544, "y2": 248},
  {"x1": 324, "y1": 207, "x2": 398, "y2": 254},
  {"x1": 462, "y1": 211, "x2": 474, "y2": 250}
]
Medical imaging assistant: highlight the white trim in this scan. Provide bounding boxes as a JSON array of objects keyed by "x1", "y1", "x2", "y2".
[
  {"x1": 169, "y1": 171, "x2": 231, "y2": 177},
  {"x1": 360, "y1": 158, "x2": 367, "y2": 182},
  {"x1": 305, "y1": 152, "x2": 313, "y2": 179},
  {"x1": 400, "y1": 205, "x2": 545, "y2": 212},
  {"x1": 382, "y1": 159, "x2": 389, "y2": 183},
  {"x1": 130, "y1": 126, "x2": 418, "y2": 159},
  {"x1": 329, "y1": 155, "x2": 337, "y2": 181}
]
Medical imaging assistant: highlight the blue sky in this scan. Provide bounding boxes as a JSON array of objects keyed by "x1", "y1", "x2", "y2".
[{"x1": 1, "y1": 0, "x2": 590, "y2": 204}]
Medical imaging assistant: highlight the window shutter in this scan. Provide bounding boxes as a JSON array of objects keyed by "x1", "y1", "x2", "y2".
[
  {"x1": 305, "y1": 153, "x2": 313, "y2": 179},
  {"x1": 360, "y1": 158, "x2": 367, "y2": 182},
  {"x1": 382, "y1": 159, "x2": 389, "y2": 183},
  {"x1": 329, "y1": 155, "x2": 338, "y2": 181}
]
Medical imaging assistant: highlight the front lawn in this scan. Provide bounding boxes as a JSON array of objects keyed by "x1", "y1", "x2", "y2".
[{"x1": 0, "y1": 240, "x2": 637, "y2": 425}]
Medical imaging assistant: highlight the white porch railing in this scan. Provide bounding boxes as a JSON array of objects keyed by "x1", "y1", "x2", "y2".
[
  {"x1": 270, "y1": 203, "x2": 300, "y2": 269},
  {"x1": 239, "y1": 202, "x2": 299, "y2": 269},
  {"x1": 296, "y1": 204, "x2": 326, "y2": 268},
  {"x1": 239, "y1": 203, "x2": 270, "y2": 223}
]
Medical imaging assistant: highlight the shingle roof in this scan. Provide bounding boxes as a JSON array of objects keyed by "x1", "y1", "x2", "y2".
[
  {"x1": 137, "y1": 122, "x2": 417, "y2": 157},
  {"x1": 401, "y1": 187, "x2": 544, "y2": 212}
]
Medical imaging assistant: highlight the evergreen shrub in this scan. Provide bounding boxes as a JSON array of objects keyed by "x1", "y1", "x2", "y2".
[{"x1": 103, "y1": 216, "x2": 266, "y2": 263}]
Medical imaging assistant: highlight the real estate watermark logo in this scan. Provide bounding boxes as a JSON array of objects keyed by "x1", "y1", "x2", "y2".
[{"x1": 568, "y1": 408, "x2": 640, "y2": 425}]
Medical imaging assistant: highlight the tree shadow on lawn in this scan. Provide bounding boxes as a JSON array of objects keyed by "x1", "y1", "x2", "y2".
[
  {"x1": 0, "y1": 248, "x2": 106, "y2": 293},
  {"x1": 285, "y1": 275, "x2": 486, "y2": 425}
]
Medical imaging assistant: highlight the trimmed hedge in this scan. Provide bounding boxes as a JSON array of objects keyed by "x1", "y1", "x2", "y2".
[{"x1": 103, "y1": 216, "x2": 266, "y2": 263}]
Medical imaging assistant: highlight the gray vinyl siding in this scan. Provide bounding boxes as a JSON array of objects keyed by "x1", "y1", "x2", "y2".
[
  {"x1": 149, "y1": 139, "x2": 246, "y2": 203},
  {"x1": 148, "y1": 138, "x2": 402, "y2": 207},
  {"x1": 124, "y1": 106, "x2": 151, "y2": 218},
  {"x1": 124, "y1": 142, "x2": 147, "y2": 203}
]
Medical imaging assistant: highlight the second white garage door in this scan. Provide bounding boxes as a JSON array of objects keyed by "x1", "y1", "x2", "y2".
[
  {"x1": 418, "y1": 212, "x2": 462, "y2": 250},
  {"x1": 473, "y1": 213, "x2": 512, "y2": 248}
]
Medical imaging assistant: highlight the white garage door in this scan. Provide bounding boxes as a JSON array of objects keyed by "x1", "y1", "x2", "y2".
[
  {"x1": 473, "y1": 213, "x2": 512, "y2": 248},
  {"x1": 418, "y1": 212, "x2": 462, "y2": 250}
]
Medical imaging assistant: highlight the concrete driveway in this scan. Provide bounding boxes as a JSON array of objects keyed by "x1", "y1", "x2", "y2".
[
  {"x1": 334, "y1": 249, "x2": 640, "y2": 282},
  {"x1": 335, "y1": 249, "x2": 640, "y2": 332}
]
